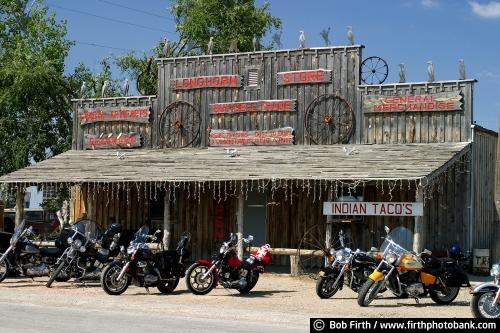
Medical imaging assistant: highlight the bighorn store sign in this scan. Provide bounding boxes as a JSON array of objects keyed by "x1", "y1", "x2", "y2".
[{"x1": 323, "y1": 202, "x2": 424, "y2": 216}]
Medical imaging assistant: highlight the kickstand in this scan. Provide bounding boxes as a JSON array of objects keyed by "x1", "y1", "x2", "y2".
[{"x1": 414, "y1": 297, "x2": 420, "y2": 304}]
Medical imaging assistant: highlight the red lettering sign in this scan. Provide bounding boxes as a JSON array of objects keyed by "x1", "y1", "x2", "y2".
[
  {"x1": 172, "y1": 75, "x2": 242, "y2": 90},
  {"x1": 84, "y1": 133, "x2": 142, "y2": 149},
  {"x1": 210, "y1": 100, "x2": 296, "y2": 114},
  {"x1": 78, "y1": 106, "x2": 151, "y2": 124},
  {"x1": 277, "y1": 69, "x2": 332, "y2": 85},
  {"x1": 362, "y1": 92, "x2": 462, "y2": 113},
  {"x1": 209, "y1": 127, "x2": 295, "y2": 146}
]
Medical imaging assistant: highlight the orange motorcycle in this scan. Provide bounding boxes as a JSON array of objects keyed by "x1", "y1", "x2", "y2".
[{"x1": 357, "y1": 226, "x2": 470, "y2": 306}]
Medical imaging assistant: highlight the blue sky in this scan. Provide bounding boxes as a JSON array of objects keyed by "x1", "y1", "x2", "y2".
[{"x1": 45, "y1": 0, "x2": 499, "y2": 132}]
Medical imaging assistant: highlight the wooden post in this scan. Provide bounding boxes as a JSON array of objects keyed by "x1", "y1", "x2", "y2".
[
  {"x1": 290, "y1": 255, "x2": 299, "y2": 276},
  {"x1": 15, "y1": 187, "x2": 24, "y2": 226},
  {"x1": 237, "y1": 192, "x2": 244, "y2": 260},
  {"x1": 163, "y1": 188, "x2": 171, "y2": 248},
  {"x1": 413, "y1": 186, "x2": 424, "y2": 252}
]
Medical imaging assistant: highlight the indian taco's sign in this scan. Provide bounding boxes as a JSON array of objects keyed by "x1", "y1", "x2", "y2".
[
  {"x1": 78, "y1": 106, "x2": 150, "y2": 124},
  {"x1": 323, "y1": 202, "x2": 424, "y2": 216},
  {"x1": 362, "y1": 92, "x2": 462, "y2": 113}
]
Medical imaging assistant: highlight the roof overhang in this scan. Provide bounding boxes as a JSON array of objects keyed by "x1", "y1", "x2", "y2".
[{"x1": 0, "y1": 143, "x2": 470, "y2": 188}]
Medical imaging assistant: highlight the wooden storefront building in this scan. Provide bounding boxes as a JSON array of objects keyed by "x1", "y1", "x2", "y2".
[{"x1": 0, "y1": 43, "x2": 498, "y2": 268}]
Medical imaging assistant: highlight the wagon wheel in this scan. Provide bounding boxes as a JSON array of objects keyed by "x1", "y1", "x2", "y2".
[
  {"x1": 159, "y1": 101, "x2": 201, "y2": 148},
  {"x1": 297, "y1": 224, "x2": 332, "y2": 279},
  {"x1": 136, "y1": 57, "x2": 158, "y2": 96},
  {"x1": 360, "y1": 56, "x2": 388, "y2": 85},
  {"x1": 305, "y1": 94, "x2": 355, "y2": 144}
]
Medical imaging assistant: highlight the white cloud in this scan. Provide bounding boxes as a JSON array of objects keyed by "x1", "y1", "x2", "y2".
[
  {"x1": 421, "y1": 0, "x2": 439, "y2": 7},
  {"x1": 469, "y1": 1, "x2": 500, "y2": 18}
]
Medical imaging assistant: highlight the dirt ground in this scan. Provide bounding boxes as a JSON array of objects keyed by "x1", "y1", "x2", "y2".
[{"x1": 0, "y1": 271, "x2": 488, "y2": 323}]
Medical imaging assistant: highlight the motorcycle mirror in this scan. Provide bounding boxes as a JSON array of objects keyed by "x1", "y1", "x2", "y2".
[
  {"x1": 384, "y1": 225, "x2": 390, "y2": 234},
  {"x1": 247, "y1": 235, "x2": 254, "y2": 242}
]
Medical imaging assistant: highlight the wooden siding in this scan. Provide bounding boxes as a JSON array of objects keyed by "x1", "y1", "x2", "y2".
[
  {"x1": 157, "y1": 47, "x2": 361, "y2": 147},
  {"x1": 72, "y1": 96, "x2": 156, "y2": 150},
  {"x1": 472, "y1": 127, "x2": 499, "y2": 259},
  {"x1": 359, "y1": 81, "x2": 474, "y2": 144}
]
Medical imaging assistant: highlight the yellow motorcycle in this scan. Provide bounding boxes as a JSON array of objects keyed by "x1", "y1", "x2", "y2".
[{"x1": 357, "y1": 226, "x2": 470, "y2": 306}]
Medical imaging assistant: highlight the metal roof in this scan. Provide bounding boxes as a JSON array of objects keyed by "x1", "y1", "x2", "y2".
[{"x1": 0, "y1": 143, "x2": 470, "y2": 186}]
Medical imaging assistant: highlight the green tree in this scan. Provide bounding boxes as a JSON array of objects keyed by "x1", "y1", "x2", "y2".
[
  {"x1": 0, "y1": 0, "x2": 74, "y2": 176},
  {"x1": 116, "y1": 0, "x2": 281, "y2": 95}
]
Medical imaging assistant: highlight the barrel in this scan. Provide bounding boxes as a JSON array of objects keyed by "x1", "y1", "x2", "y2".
[{"x1": 472, "y1": 248, "x2": 490, "y2": 275}]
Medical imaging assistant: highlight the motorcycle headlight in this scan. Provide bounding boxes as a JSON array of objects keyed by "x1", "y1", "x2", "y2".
[
  {"x1": 72, "y1": 239, "x2": 82, "y2": 248},
  {"x1": 79, "y1": 246, "x2": 86, "y2": 252},
  {"x1": 335, "y1": 250, "x2": 345, "y2": 261},
  {"x1": 127, "y1": 245, "x2": 135, "y2": 255},
  {"x1": 491, "y1": 264, "x2": 500, "y2": 277},
  {"x1": 67, "y1": 237, "x2": 73, "y2": 244},
  {"x1": 385, "y1": 252, "x2": 398, "y2": 265}
]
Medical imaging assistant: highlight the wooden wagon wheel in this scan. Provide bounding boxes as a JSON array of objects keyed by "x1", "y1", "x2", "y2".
[
  {"x1": 159, "y1": 101, "x2": 201, "y2": 148},
  {"x1": 297, "y1": 223, "x2": 332, "y2": 279},
  {"x1": 360, "y1": 56, "x2": 388, "y2": 85},
  {"x1": 305, "y1": 94, "x2": 355, "y2": 145}
]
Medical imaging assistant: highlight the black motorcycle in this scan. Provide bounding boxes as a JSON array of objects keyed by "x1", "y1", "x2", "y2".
[
  {"x1": 100, "y1": 228, "x2": 190, "y2": 295},
  {"x1": 316, "y1": 230, "x2": 381, "y2": 298},
  {"x1": 45, "y1": 218, "x2": 122, "y2": 287},
  {"x1": 0, "y1": 219, "x2": 68, "y2": 282}
]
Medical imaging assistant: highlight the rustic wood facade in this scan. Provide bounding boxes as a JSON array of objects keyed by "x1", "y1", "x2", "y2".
[{"x1": 0, "y1": 45, "x2": 498, "y2": 267}]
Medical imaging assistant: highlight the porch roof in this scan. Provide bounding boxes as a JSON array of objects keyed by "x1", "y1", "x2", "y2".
[{"x1": 0, "y1": 142, "x2": 470, "y2": 187}]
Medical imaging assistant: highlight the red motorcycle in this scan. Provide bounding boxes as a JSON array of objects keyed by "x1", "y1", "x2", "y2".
[{"x1": 185, "y1": 233, "x2": 272, "y2": 295}]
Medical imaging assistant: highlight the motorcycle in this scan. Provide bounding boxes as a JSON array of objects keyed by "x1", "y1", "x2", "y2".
[
  {"x1": 316, "y1": 230, "x2": 381, "y2": 298},
  {"x1": 46, "y1": 218, "x2": 122, "y2": 287},
  {"x1": 470, "y1": 260, "x2": 500, "y2": 318},
  {"x1": 100, "y1": 228, "x2": 191, "y2": 295},
  {"x1": 0, "y1": 219, "x2": 68, "y2": 282},
  {"x1": 357, "y1": 225, "x2": 470, "y2": 307},
  {"x1": 185, "y1": 233, "x2": 272, "y2": 295}
]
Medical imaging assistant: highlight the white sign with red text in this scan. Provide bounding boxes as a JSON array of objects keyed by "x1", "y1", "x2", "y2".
[{"x1": 323, "y1": 202, "x2": 423, "y2": 216}]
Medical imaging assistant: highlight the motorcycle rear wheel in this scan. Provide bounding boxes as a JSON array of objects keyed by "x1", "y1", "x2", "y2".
[
  {"x1": 0, "y1": 257, "x2": 10, "y2": 282},
  {"x1": 46, "y1": 261, "x2": 66, "y2": 288},
  {"x1": 101, "y1": 264, "x2": 130, "y2": 295},
  {"x1": 429, "y1": 286, "x2": 460, "y2": 304},
  {"x1": 157, "y1": 276, "x2": 180, "y2": 294},
  {"x1": 185, "y1": 263, "x2": 215, "y2": 295},
  {"x1": 316, "y1": 274, "x2": 343, "y2": 299},
  {"x1": 471, "y1": 291, "x2": 500, "y2": 318},
  {"x1": 357, "y1": 278, "x2": 384, "y2": 307},
  {"x1": 239, "y1": 271, "x2": 260, "y2": 294}
]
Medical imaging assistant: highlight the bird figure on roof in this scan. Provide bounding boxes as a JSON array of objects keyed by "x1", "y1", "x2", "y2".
[
  {"x1": 162, "y1": 37, "x2": 170, "y2": 57},
  {"x1": 207, "y1": 37, "x2": 214, "y2": 55},
  {"x1": 320, "y1": 27, "x2": 331, "y2": 46},
  {"x1": 122, "y1": 78, "x2": 129, "y2": 97},
  {"x1": 427, "y1": 61, "x2": 435, "y2": 82},
  {"x1": 299, "y1": 30, "x2": 306, "y2": 49},
  {"x1": 347, "y1": 26, "x2": 354, "y2": 45},
  {"x1": 79, "y1": 81, "x2": 87, "y2": 99},
  {"x1": 228, "y1": 38, "x2": 238, "y2": 53},
  {"x1": 252, "y1": 35, "x2": 259, "y2": 52},
  {"x1": 272, "y1": 29, "x2": 283, "y2": 49},
  {"x1": 398, "y1": 63, "x2": 406, "y2": 83},
  {"x1": 458, "y1": 59, "x2": 466, "y2": 80},
  {"x1": 101, "y1": 80, "x2": 109, "y2": 98},
  {"x1": 116, "y1": 151, "x2": 126, "y2": 160},
  {"x1": 225, "y1": 148, "x2": 239, "y2": 157}
]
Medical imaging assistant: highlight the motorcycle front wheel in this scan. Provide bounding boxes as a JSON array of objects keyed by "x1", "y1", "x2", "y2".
[
  {"x1": 157, "y1": 276, "x2": 180, "y2": 294},
  {"x1": 239, "y1": 271, "x2": 260, "y2": 294},
  {"x1": 0, "y1": 257, "x2": 10, "y2": 282},
  {"x1": 101, "y1": 263, "x2": 130, "y2": 295},
  {"x1": 185, "y1": 263, "x2": 216, "y2": 295},
  {"x1": 471, "y1": 291, "x2": 500, "y2": 318},
  {"x1": 46, "y1": 261, "x2": 66, "y2": 288},
  {"x1": 357, "y1": 278, "x2": 384, "y2": 307},
  {"x1": 429, "y1": 286, "x2": 460, "y2": 304},
  {"x1": 316, "y1": 274, "x2": 343, "y2": 299}
]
